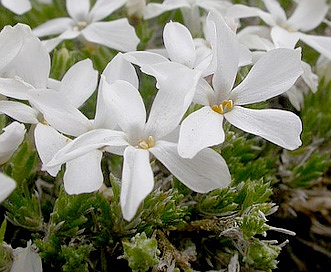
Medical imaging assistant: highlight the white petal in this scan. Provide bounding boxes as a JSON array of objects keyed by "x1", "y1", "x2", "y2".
[
  {"x1": 123, "y1": 51, "x2": 169, "y2": 69},
  {"x1": 299, "y1": 33, "x2": 331, "y2": 60},
  {"x1": 0, "y1": 122, "x2": 25, "y2": 165},
  {"x1": 102, "y1": 53, "x2": 139, "y2": 89},
  {"x1": 225, "y1": 106, "x2": 302, "y2": 150},
  {"x1": 287, "y1": 0, "x2": 329, "y2": 32},
  {"x1": 66, "y1": 0, "x2": 90, "y2": 21},
  {"x1": 270, "y1": 26, "x2": 300, "y2": 49},
  {"x1": 0, "y1": 173, "x2": 16, "y2": 202},
  {"x1": 232, "y1": 48, "x2": 302, "y2": 105},
  {"x1": 178, "y1": 106, "x2": 225, "y2": 159},
  {"x1": 1, "y1": 0, "x2": 31, "y2": 15},
  {"x1": 144, "y1": 0, "x2": 189, "y2": 19},
  {"x1": 121, "y1": 146, "x2": 154, "y2": 221},
  {"x1": 59, "y1": 58, "x2": 98, "y2": 108},
  {"x1": 41, "y1": 29, "x2": 80, "y2": 52},
  {"x1": 0, "y1": 25, "x2": 22, "y2": 71},
  {"x1": 262, "y1": 0, "x2": 287, "y2": 22},
  {"x1": 28, "y1": 89, "x2": 92, "y2": 136},
  {"x1": 226, "y1": 4, "x2": 276, "y2": 26},
  {"x1": 163, "y1": 22, "x2": 195, "y2": 68},
  {"x1": 145, "y1": 64, "x2": 200, "y2": 139},
  {"x1": 10, "y1": 241, "x2": 42, "y2": 272},
  {"x1": 47, "y1": 129, "x2": 128, "y2": 167},
  {"x1": 93, "y1": 76, "x2": 117, "y2": 130},
  {"x1": 82, "y1": 20, "x2": 140, "y2": 52},
  {"x1": 300, "y1": 61, "x2": 318, "y2": 93},
  {"x1": 64, "y1": 150, "x2": 103, "y2": 194},
  {"x1": 0, "y1": 78, "x2": 32, "y2": 100},
  {"x1": 102, "y1": 80, "x2": 146, "y2": 137},
  {"x1": 207, "y1": 12, "x2": 240, "y2": 101},
  {"x1": 34, "y1": 123, "x2": 68, "y2": 176},
  {"x1": 89, "y1": 0, "x2": 126, "y2": 21},
  {"x1": 5, "y1": 24, "x2": 50, "y2": 88},
  {"x1": 0, "y1": 101, "x2": 38, "y2": 124},
  {"x1": 193, "y1": 78, "x2": 217, "y2": 106},
  {"x1": 32, "y1": 18, "x2": 74, "y2": 37},
  {"x1": 150, "y1": 141, "x2": 231, "y2": 193}
]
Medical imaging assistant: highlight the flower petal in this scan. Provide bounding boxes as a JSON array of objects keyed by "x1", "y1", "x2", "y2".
[
  {"x1": 47, "y1": 129, "x2": 128, "y2": 167},
  {"x1": 59, "y1": 58, "x2": 98, "y2": 108},
  {"x1": 0, "y1": 121, "x2": 25, "y2": 165},
  {"x1": 225, "y1": 106, "x2": 302, "y2": 150},
  {"x1": 151, "y1": 141, "x2": 231, "y2": 193},
  {"x1": 34, "y1": 123, "x2": 68, "y2": 176},
  {"x1": 144, "y1": 0, "x2": 189, "y2": 19},
  {"x1": 82, "y1": 20, "x2": 140, "y2": 52},
  {"x1": 0, "y1": 25, "x2": 22, "y2": 71},
  {"x1": 0, "y1": 78, "x2": 32, "y2": 100},
  {"x1": 163, "y1": 22, "x2": 195, "y2": 68},
  {"x1": 0, "y1": 173, "x2": 16, "y2": 202},
  {"x1": 102, "y1": 80, "x2": 146, "y2": 137},
  {"x1": 145, "y1": 64, "x2": 200, "y2": 139},
  {"x1": 123, "y1": 51, "x2": 169, "y2": 69},
  {"x1": 64, "y1": 150, "x2": 103, "y2": 194},
  {"x1": 207, "y1": 12, "x2": 240, "y2": 101},
  {"x1": 0, "y1": 101, "x2": 38, "y2": 124},
  {"x1": 262, "y1": 0, "x2": 287, "y2": 22},
  {"x1": 4, "y1": 24, "x2": 50, "y2": 88},
  {"x1": 102, "y1": 53, "x2": 139, "y2": 89},
  {"x1": 270, "y1": 26, "x2": 300, "y2": 49},
  {"x1": 287, "y1": 0, "x2": 329, "y2": 32},
  {"x1": 28, "y1": 89, "x2": 92, "y2": 136},
  {"x1": 32, "y1": 18, "x2": 74, "y2": 37},
  {"x1": 299, "y1": 33, "x2": 331, "y2": 60},
  {"x1": 178, "y1": 106, "x2": 225, "y2": 159},
  {"x1": 93, "y1": 76, "x2": 118, "y2": 130},
  {"x1": 66, "y1": 0, "x2": 90, "y2": 21},
  {"x1": 121, "y1": 146, "x2": 154, "y2": 221},
  {"x1": 89, "y1": 0, "x2": 126, "y2": 21},
  {"x1": 232, "y1": 48, "x2": 302, "y2": 105},
  {"x1": 1, "y1": 0, "x2": 31, "y2": 15}
]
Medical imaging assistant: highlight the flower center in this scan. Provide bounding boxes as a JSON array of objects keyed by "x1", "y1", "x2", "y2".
[
  {"x1": 211, "y1": 100, "x2": 233, "y2": 114},
  {"x1": 281, "y1": 22, "x2": 296, "y2": 32},
  {"x1": 73, "y1": 21, "x2": 88, "y2": 31},
  {"x1": 138, "y1": 136, "x2": 155, "y2": 150}
]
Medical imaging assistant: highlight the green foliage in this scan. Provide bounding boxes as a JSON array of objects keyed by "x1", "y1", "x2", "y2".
[
  {"x1": 2, "y1": 137, "x2": 42, "y2": 230},
  {"x1": 244, "y1": 240, "x2": 281, "y2": 272},
  {"x1": 0, "y1": 220, "x2": 13, "y2": 271},
  {"x1": 122, "y1": 232, "x2": 160, "y2": 272}
]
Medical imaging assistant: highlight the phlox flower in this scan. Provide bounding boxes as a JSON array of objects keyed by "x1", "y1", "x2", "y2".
[
  {"x1": 0, "y1": 173, "x2": 16, "y2": 203},
  {"x1": 29, "y1": 53, "x2": 135, "y2": 195},
  {"x1": 177, "y1": 13, "x2": 303, "y2": 159},
  {"x1": 144, "y1": 0, "x2": 232, "y2": 35},
  {"x1": 236, "y1": 25, "x2": 319, "y2": 111},
  {"x1": 227, "y1": 0, "x2": 331, "y2": 59},
  {"x1": 33, "y1": 0, "x2": 140, "y2": 52},
  {"x1": 46, "y1": 61, "x2": 231, "y2": 221}
]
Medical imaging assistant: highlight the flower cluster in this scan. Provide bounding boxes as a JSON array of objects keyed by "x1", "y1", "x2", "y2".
[{"x1": 0, "y1": 2, "x2": 331, "y2": 269}]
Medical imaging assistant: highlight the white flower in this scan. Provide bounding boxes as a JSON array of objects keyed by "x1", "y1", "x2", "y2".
[
  {"x1": 29, "y1": 53, "x2": 136, "y2": 195},
  {"x1": 47, "y1": 62, "x2": 231, "y2": 221},
  {"x1": 32, "y1": 0, "x2": 140, "y2": 52},
  {"x1": 0, "y1": 122, "x2": 25, "y2": 165},
  {"x1": 177, "y1": 13, "x2": 303, "y2": 159},
  {"x1": 144, "y1": 0, "x2": 232, "y2": 35},
  {"x1": 227, "y1": 0, "x2": 331, "y2": 59},
  {"x1": 0, "y1": 173, "x2": 16, "y2": 203}
]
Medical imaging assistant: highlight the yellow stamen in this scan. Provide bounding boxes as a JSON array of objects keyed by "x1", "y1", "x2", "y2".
[
  {"x1": 212, "y1": 100, "x2": 234, "y2": 114},
  {"x1": 138, "y1": 136, "x2": 155, "y2": 150}
]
